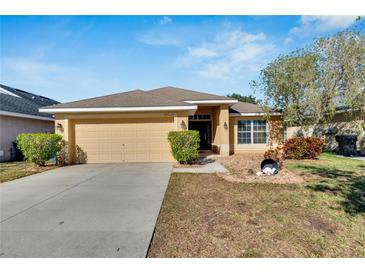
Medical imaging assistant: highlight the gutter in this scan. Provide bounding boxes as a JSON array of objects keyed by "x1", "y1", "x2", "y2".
[
  {"x1": 0, "y1": 110, "x2": 54, "y2": 121},
  {"x1": 229, "y1": 112, "x2": 281, "y2": 117},
  {"x1": 39, "y1": 105, "x2": 198, "y2": 113}
]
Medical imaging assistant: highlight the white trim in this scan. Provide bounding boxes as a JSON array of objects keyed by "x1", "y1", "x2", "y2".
[
  {"x1": 0, "y1": 110, "x2": 54, "y2": 121},
  {"x1": 0, "y1": 87, "x2": 21, "y2": 98},
  {"x1": 230, "y1": 112, "x2": 281, "y2": 117},
  {"x1": 184, "y1": 100, "x2": 238, "y2": 104},
  {"x1": 39, "y1": 105, "x2": 198, "y2": 113}
]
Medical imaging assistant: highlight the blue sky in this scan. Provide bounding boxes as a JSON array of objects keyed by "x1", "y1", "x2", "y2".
[{"x1": 0, "y1": 15, "x2": 362, "y2": 103}]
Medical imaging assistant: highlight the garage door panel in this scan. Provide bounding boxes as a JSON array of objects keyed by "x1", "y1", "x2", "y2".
[{"x1": 74, "y1": 117, "x2": 174, "y2": 163}]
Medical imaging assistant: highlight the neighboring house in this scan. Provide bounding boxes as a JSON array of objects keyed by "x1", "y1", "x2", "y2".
[
  {"x1": 288, "y1": 108, "x2": 365, "y2": 154},
  {"x1": 0, "y1": 84, "x2": 59, "y2": 162},
  {"x1": 40, "y1": 87, "x2": 283, "y2": 163}
]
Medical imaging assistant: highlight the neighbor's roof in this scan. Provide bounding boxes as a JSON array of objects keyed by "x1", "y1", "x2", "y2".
[
  {"x1": 0, "y1": 84, "x2": 59, "y2": 119},
  {"x1": 148, "y1": 86, "x2": 235, "y2": 102}
]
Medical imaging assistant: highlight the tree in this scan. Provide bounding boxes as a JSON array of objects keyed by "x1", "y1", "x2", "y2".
[
  {"x1": 252, "y1": 30, "x2": 365, "y2": 128},
  {"x1": 226, "y1": 93, "x2": 260, "y2": 104},
  {"x1": 251, "y1": 49, "x2": 319, "y2": 127},
  {"x1": 313, "y1": 31, "x2": 365, "y2": 124}
]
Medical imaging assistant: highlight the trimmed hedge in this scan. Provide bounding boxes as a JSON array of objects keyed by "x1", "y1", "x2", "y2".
[
  {"x1": 16, "y1": 133, "x2": 62, "y2": 166},
  {"x1": 168, "y1": 130, "x2": 200, "y2": 164},
  {"x1": 283, "y1": 137, "x2": 325, "y2": 159}
]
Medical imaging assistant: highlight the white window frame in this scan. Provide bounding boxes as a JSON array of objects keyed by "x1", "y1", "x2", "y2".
[{"x1": 237, "y1": 120, "x2": 268, "y2": 145}]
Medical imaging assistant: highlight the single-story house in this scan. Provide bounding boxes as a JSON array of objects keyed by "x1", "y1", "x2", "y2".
[
  {"x1": 0, "y1": 84, "x2": 59, "y2": 161},
  {"x1": 40, "y1": 87, "x2": 283, "y2": 163}
]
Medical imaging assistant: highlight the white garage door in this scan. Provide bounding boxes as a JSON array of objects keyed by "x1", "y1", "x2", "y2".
[{"x1": 74, "y1": 117, "x2": 174, "y2": 163}]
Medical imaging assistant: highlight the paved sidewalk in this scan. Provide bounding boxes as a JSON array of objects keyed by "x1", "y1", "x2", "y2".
[{"x1": 173, "y1": 157, "x2": 228, "y2": 173}]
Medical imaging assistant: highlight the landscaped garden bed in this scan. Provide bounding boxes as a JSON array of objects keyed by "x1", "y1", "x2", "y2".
[{"x1": 216, "y1": 153, "x2": 304, "y2": 184}]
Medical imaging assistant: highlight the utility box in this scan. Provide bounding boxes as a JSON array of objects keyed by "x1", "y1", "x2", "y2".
[{"x1": 335, "y1": 135, "x2": 358, "y2": 156}]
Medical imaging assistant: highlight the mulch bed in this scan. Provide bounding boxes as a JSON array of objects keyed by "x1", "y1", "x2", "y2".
[{"x1": 216, "y1": 153, "x2": 305, "y2": 184}]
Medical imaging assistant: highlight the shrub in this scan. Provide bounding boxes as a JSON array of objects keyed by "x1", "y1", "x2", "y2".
[
  {"x1": 16, "y1": 133, "x2": 62, "y2": 166},
  {"x1": 168, "y1": 130, "x2": 200, "y2": 164},
  {"x1": 56, "y1": 140, "x2": 88, "y2": 165},
  {"x1": 283, "y1": 137, "x2": 325, "y2": 159},
  {"x1": 264, "y1": 147, "x2": 284, "y2": 167}
]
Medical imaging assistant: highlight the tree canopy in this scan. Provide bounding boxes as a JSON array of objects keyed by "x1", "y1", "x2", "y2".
[
  {"x1": 227, "y1": 93, "x2": 260, "y2": 104},
  {"x1": 252, "y1": 30, "x2": 365, "y2": 128}
]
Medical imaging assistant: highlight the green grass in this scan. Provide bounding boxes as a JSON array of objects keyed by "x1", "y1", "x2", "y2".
[
  {"x1": 286, "y1": 152, "x2": 365, "y2": 214},
  {"x1": 148, "y1": 153, "x2": 365, "y2": 257},
  {"x1": 0, "y1": 161, "x2": 56, "y2": 183}
]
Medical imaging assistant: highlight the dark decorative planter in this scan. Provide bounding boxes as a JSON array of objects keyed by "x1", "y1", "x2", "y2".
[
  {"x1": 335, "y1": 135, "x2": 358, "y2": 156},
  {"x1": 260, "y1": 158, "x2": 279, "y2": 174}
]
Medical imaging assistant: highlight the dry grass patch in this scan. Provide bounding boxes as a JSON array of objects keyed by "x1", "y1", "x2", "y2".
[
  {"x1": 149, "y1": 154, "x2": 365, "y2": 257},
  {"x1": 217, "y1": 153, "x2": 304, "y2": 184},
  {"x1": 148, "y1": 172, "x2": 365, "y2": 257},
  {"x1": 0, "y1": 161, "x2": 57, "y2": 183}
]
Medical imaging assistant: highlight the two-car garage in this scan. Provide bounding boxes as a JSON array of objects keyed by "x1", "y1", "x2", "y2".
[{"x1": 74, "y1": 117, "x2": 175, "y2": 163}]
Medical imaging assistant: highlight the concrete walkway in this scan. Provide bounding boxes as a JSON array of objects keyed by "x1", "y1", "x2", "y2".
[
  {"x1": 0, "y1": 163, "x2": 172, "y2": 258},
  {"x1": 173, "y1": 156, "x2": 228, "y2": 173}
]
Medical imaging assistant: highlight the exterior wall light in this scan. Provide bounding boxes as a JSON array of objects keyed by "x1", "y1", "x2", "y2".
[
  {"x1": 180, "y1": 120, "x2": 187, "y2": 130},
  {"x1": 56, "y1": 123, "x2": 64, "y2": 133},
  {"x1": 223, "y1": 121, "x2": 228, "y2": 130}
]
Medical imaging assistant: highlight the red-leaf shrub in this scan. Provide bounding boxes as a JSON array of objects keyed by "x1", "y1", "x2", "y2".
[
  {"x1": 283, "y1": 137, "x2": 325, "y2": 159},
  {"x1": 264, "y1": 147, "x2": 284, "y2": 167}
]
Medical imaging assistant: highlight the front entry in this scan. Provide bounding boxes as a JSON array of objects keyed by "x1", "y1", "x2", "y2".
[{"x1": 188, "y1": 121, "x2": 211, "y2": 150}]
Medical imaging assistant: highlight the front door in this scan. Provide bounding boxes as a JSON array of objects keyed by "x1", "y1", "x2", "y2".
[{"x1": 188, "y1": 121, "x2": 211, "y2": 150}]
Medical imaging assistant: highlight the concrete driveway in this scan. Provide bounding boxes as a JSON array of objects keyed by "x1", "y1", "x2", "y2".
[{"x1": 0, "y1": 163, "x2": 172, "y2": 257}]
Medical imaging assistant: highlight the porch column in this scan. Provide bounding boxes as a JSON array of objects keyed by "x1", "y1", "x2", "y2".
[
  {"x1": 55, "y1": 117, "x2": 75, "y2": 164},
  {"x1": 218, "y1": 105, "x2": 230, "y2": 156}
]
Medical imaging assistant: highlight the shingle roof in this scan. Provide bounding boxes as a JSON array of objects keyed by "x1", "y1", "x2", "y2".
[
  {"x1": 41, "y1": 89, "x2": 191, "y2": 109},
  {"x1": 229, "y1": 101, "x2": 263, "y2": 114},
  {"x1": 40, "y1": 86, "x2": 266, "y2": 115},
  {"x1": 147, "y1": 86, "x2": 234, "y2": 102},
  {"x1": 0, "y1": 84, "x2": 59, "y2": 118}
]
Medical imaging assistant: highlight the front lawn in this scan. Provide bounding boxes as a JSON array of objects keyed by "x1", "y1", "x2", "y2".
[
  {"x1": 0, "y1": 161, "x2": 57, "y2": 183},
  {"x1": 148, "y1": 153, "x2": 365, "y2": 257}
]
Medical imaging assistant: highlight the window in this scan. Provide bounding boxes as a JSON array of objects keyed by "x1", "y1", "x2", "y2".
[
  {"x1": 238, "y1": 120, "x2": 267, "y2": 144},
  {"x1": 238, "y1": 120, "x2": 251, "y2": 144},
  {"x1": 188, "y1": 114, "x2": 211, "y2": 120}
]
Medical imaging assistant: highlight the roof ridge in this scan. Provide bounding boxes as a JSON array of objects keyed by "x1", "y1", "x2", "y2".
[
  {"x1": 143, "y1": 89, "x2": 190, "y2": 105},
  {"x1": 148, "y1": 86, "x2": 231, "y2": 99}
]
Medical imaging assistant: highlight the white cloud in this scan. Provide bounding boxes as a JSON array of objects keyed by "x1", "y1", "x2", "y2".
[
  {"x1": 136, "y1": 25, "x2": 196, "y2": 46},
  {"x1": 284, "y1": 37, "x2": 293, "y2": 45},
  {"x1": 0, "y1": 58, "x2": 97, "y2": 98},
  {"x1": 160, "y1": 16, "x2": 172, "y2": 25},
  {"x1": 177, "y1": 30, "x2": 274, "y2": 80},
  {"x1": 290, "y1": 16, "x2": 358, "y2": 35}
]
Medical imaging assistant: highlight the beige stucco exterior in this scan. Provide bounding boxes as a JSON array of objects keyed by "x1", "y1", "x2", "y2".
[
  {"x1": 54, "y1": 104, "x2": 282, "y2": 164},
  {"x1": 55, "y1": 111, "x2": 190, "y2": 163},
  {"x1": 287, "y1": 111, "x2": 365, "y2": 154},
  {"x1": 0, "y1": 114, "x2": 55, "y2": 162}
]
